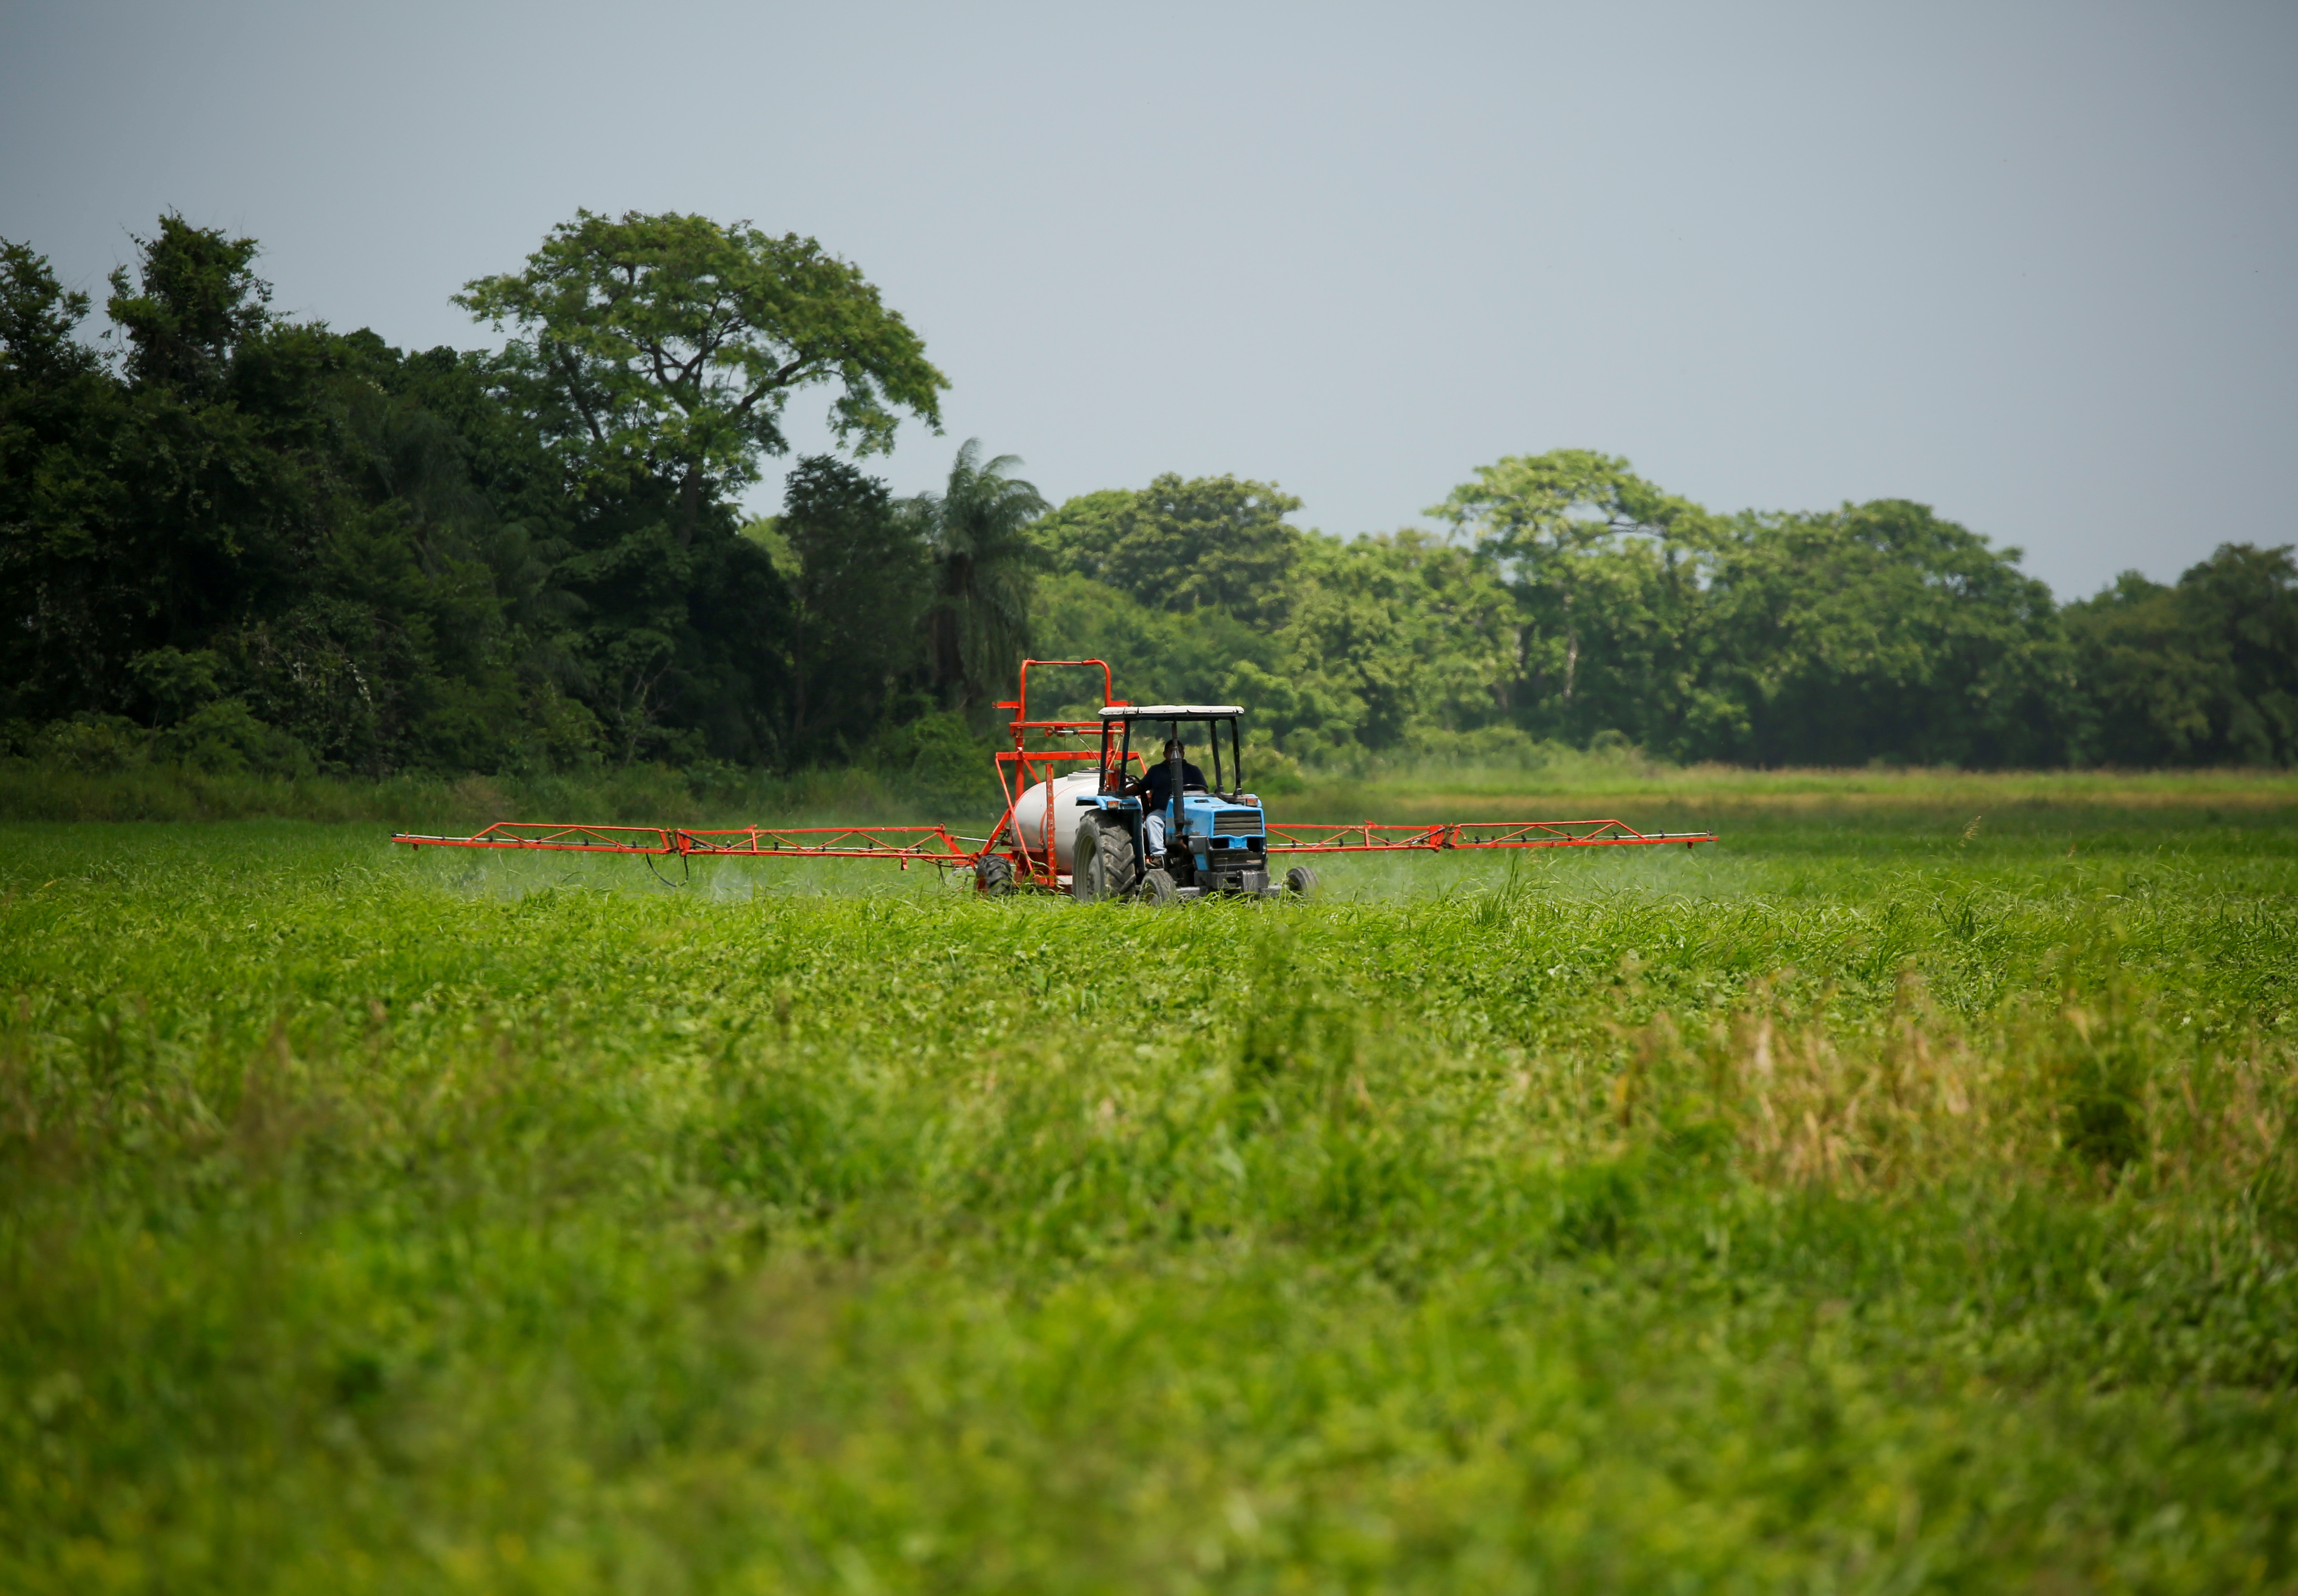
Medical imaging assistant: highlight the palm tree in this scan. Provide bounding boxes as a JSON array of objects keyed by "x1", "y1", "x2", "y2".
[{"x1": 913, "y1": 439, "x2": 1047, "y2": 715}]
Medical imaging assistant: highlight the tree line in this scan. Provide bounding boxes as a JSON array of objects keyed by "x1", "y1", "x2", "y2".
[
  {"x1": 1033, "y1": 459, "x2": 2298, "y2": 769},
  {"x1": 5, "y1": 212, "x2": 2294, "y2": 780}
]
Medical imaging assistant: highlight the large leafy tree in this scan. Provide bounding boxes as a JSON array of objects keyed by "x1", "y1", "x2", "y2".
[
  {"x1": 1035, "y1": 473, "x2": 1303, "y2": 625},
  {"x1": 456, "y1": 211, "x2": 948, "y2": 546},
  {"x1": 1703, "y1": 500, "x2": 2069, "y2": 766},
  {"x1": 2180, "y1": 543, "x2": 2298, "y2": 764},
  {"x1": 0, "y1": 239, "x2": 98, "y2": 382},
  {"x1": 1429, "y1": 454, "x2": 2071, "y2": 763},
  {"x1": 1429, "y1": 449, "x2": 1723, "y2": 744},
  {"x1": 456, "y1": 212, "x2": 948, "y2": 762},
  {"x1": 104, "y1": 215, "x2": 271, "y2": 398},
  {"x1": 2064, "y1": 544, "x2": 2298, "y2": 766}
]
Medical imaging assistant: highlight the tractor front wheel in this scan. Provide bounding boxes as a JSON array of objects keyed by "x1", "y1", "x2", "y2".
[
  {"x1": 1283, "y1": 864, "x2": 1320, "y2": 898},
  {"x1": 1139, "y1": 866, "x2": 1179, "y2": 906}
]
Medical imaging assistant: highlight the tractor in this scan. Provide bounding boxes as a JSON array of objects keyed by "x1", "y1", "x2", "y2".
[{"x1": 1064, "y1": 705, "x2": 1307, "y2": 904}]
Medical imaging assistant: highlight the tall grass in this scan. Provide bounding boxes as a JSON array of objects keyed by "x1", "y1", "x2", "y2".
[{"x1": 1, "y1": 811, "x2": 2294, "y2": 1590}]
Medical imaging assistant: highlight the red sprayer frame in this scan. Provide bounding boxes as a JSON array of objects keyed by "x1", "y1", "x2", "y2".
[
  {"x1": 392, "y1": 659, "x2": 1718, "y2": 883},
  {"x1": 981, "y1": 658, "x2": 1144, "y2": 890}
]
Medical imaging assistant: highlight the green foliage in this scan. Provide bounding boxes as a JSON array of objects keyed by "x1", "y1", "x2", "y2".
[
  {"x1": 1708, "y1": 499, "x2": 2069, "y2": 766},
  {"x1": 0, "y1": 216, "x2": 968, "y2": 779},
  {"x1": 1034, "y1": 478, "x2": 1523, "y2": 754},
  {"x1": 1259, "y1": 530, "x2": 1520, "y2": 753},
  {"x1": 1, "y1": 226, "x2": 594, "y2": 776},
  {"x1": 455, "y1": 210, "x2": 947, "y2": 537},
  {"x1": 2, "y1": 791, "x2": 2295, "y2": 1588},
  {"x1": 1426, "y1": 454, "x2": 2069, "y2": 763},
  {"x1": 767, "y1": 457, "x2": 932, "y2": 762},
  {"x1": 861, "y1": 708, "x2": 1004, "y2": 808},
  {"x1": 1045, "y1": 454, "x2": 2289, "y2": 771},
  {"x1": 913, "y1": 440, "x2": 1048, "y2": 717},
  {"x1": 1429, "y1": 449, "x2": 1716, "y2": 738},
  {"x1": 0, "y1": 239, "x2": 97, "y2": 382},
  {"x1": 26, "y1": 714, "x2": 149, "y2": 774},
  {"x1": 451, "y1": 208, "x2": 948, "y2": 765},
  {"x1": 153, "y1": 698, "x2": 315, "y2": 777},
  {"x1": 9, "y1": 203, "x2": 2295, "y2": 784},
  {"x1": 2065, "y1": 545, "x2": 2298, "y2": 766},
  {"x1": 124, "y1": 646, "x2": 224, "y2": 724},
  {"x1": 1036, "y1": 472, "x2": 1304, "y2": 624},
  {"x1": 103, "y1": 213, "x2": 271, "y2": 396},
  {"x1": 1032, "y1": 571, "x2": 1281, "y2": 709}
]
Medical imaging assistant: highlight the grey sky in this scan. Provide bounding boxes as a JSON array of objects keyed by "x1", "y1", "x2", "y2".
[{"x1": 4, "y1": 1, "x2": 2291, "y2": 597}]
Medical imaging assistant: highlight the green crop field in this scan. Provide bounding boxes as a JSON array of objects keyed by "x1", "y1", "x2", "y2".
[{"x1": 4, "y1": 771, "x2": 2296, "y2": 1593}]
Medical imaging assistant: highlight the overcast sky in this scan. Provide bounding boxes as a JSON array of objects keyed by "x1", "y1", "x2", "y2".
[{"x1": 4, "y1": 1, "x2": 2290, "y2": 596}]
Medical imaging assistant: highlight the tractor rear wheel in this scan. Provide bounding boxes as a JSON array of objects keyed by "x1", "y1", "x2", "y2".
[
  {"x1": 1283, "y1": 864, "x2": 1320, "y2": 898},
  {"x1": 1071, "y1": 814, "x2": 1136, "y2": 902},
  {"x1": 1139, "y1": 866, "x2": 1179, "y2": 906},
  {"x1": 977, "y1": 854, "x2": 1016, "y2": 897},
  {"x1": 1070, "y1": 823, "x2": 1098, "y2": 901}
]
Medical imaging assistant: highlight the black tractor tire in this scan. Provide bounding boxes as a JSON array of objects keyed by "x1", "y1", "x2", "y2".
[
  {"x1": 976, "y1": 853, "x2": 1017, "y2": 897},
  {"x1": 1139, "y1": 866, "x2": 1179, "y2": 906},
  {"x1": 1283, "y1": 864, "x2": 1321, "y2": 898},
  {"x1": 1070, "y1": 824, "x2": 1098, "y2": 901},
  {"x1": 1071, "y1": 814, "x2": 1136, "y2": 903},
  {"x1": 1101, "y1": 818, "x2": 1138, "y2": 896}
]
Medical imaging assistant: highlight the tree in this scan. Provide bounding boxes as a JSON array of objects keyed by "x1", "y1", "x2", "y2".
[
  {"x1": 2, "y1": 218, "x2": 607, "y2": 771},
  {"x1": 104, "y1": 213, "x2": 270, "y2": 398},
  {"x1": 1703, "y1": 501, "x2": 2068, "y2": 766},
  {"x1": 0, "y1": 220, "x2": 313, "y2": 727},
  {"x1": 1429, "y1": 455, "x2": 2074, "y2": 764},
  {"x1": 0, "y1": 239, "x2": 119, "y2": 722},
  {"x1": 1033, "y1": 571, "x2": 1282, "y2": 714},
  {"x1": 2064, "y1": 545, "x2": 2298, "y2": 766},
  {"x1": 2179, "y1": 543, "x2": 2298, "y2": 764},
  {"x1": 455, "y1": 212, "x2": 948, "y2": 763},
  {"x1": 763, "y1": 455, "x2": 930, "y2": 759},
  {"x1": 914, "y1": 440, "x2": 1047, "y2": 715},
  {"x1": 1429, "y1": 449, "x2": 1720, "y2": 741},
  {"x1": 1240, "y1": 530, "x2": 1518, "y2": 754},
  {"x1": 1, "y1": 239, "x2": 97, "y2": 383},
  {"x1": 1035, "y1": 473, "x2": 1303, "y2": 624},
  {"x1": 456, "y1": 211, "x2": 948, "y2": 548}
]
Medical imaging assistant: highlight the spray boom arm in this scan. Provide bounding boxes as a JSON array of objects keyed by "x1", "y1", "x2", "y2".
[{"x1": 391, "y1": 661, "x2": 1718, "y2": 880}]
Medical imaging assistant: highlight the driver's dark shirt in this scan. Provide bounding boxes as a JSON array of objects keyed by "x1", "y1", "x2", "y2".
[{"x1": 1141, "y1": 761, "x2": 1206, "y2": 812}]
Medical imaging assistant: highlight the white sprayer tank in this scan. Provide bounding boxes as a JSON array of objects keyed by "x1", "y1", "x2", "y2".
[{"x1": 1008, "y1": 772, "x2": 1101, "y2": 872}]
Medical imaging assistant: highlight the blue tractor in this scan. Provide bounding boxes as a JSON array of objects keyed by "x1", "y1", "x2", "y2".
[{"x1": 1068, "y1": 705, "x2": 1319, "y2": 903}]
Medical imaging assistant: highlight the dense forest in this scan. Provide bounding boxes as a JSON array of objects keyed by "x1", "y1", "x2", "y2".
[{"x1": 5, "y1": 211, "x2": 2294, "y2": 782}]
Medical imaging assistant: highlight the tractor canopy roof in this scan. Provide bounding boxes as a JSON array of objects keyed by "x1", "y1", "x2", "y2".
[{"x1": 1098, "y1": 705, "x2": 1243, "y2": 720}]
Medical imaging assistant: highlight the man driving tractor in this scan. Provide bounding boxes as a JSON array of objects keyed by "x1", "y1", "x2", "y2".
[{"x1": 1126, "y1": 738, "x2": 1204, "y2": 861}]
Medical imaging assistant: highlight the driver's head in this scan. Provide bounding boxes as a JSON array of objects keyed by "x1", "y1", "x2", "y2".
[{"x1": 1162, "y1": 738, "x2": 1185, "y2": 759}]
